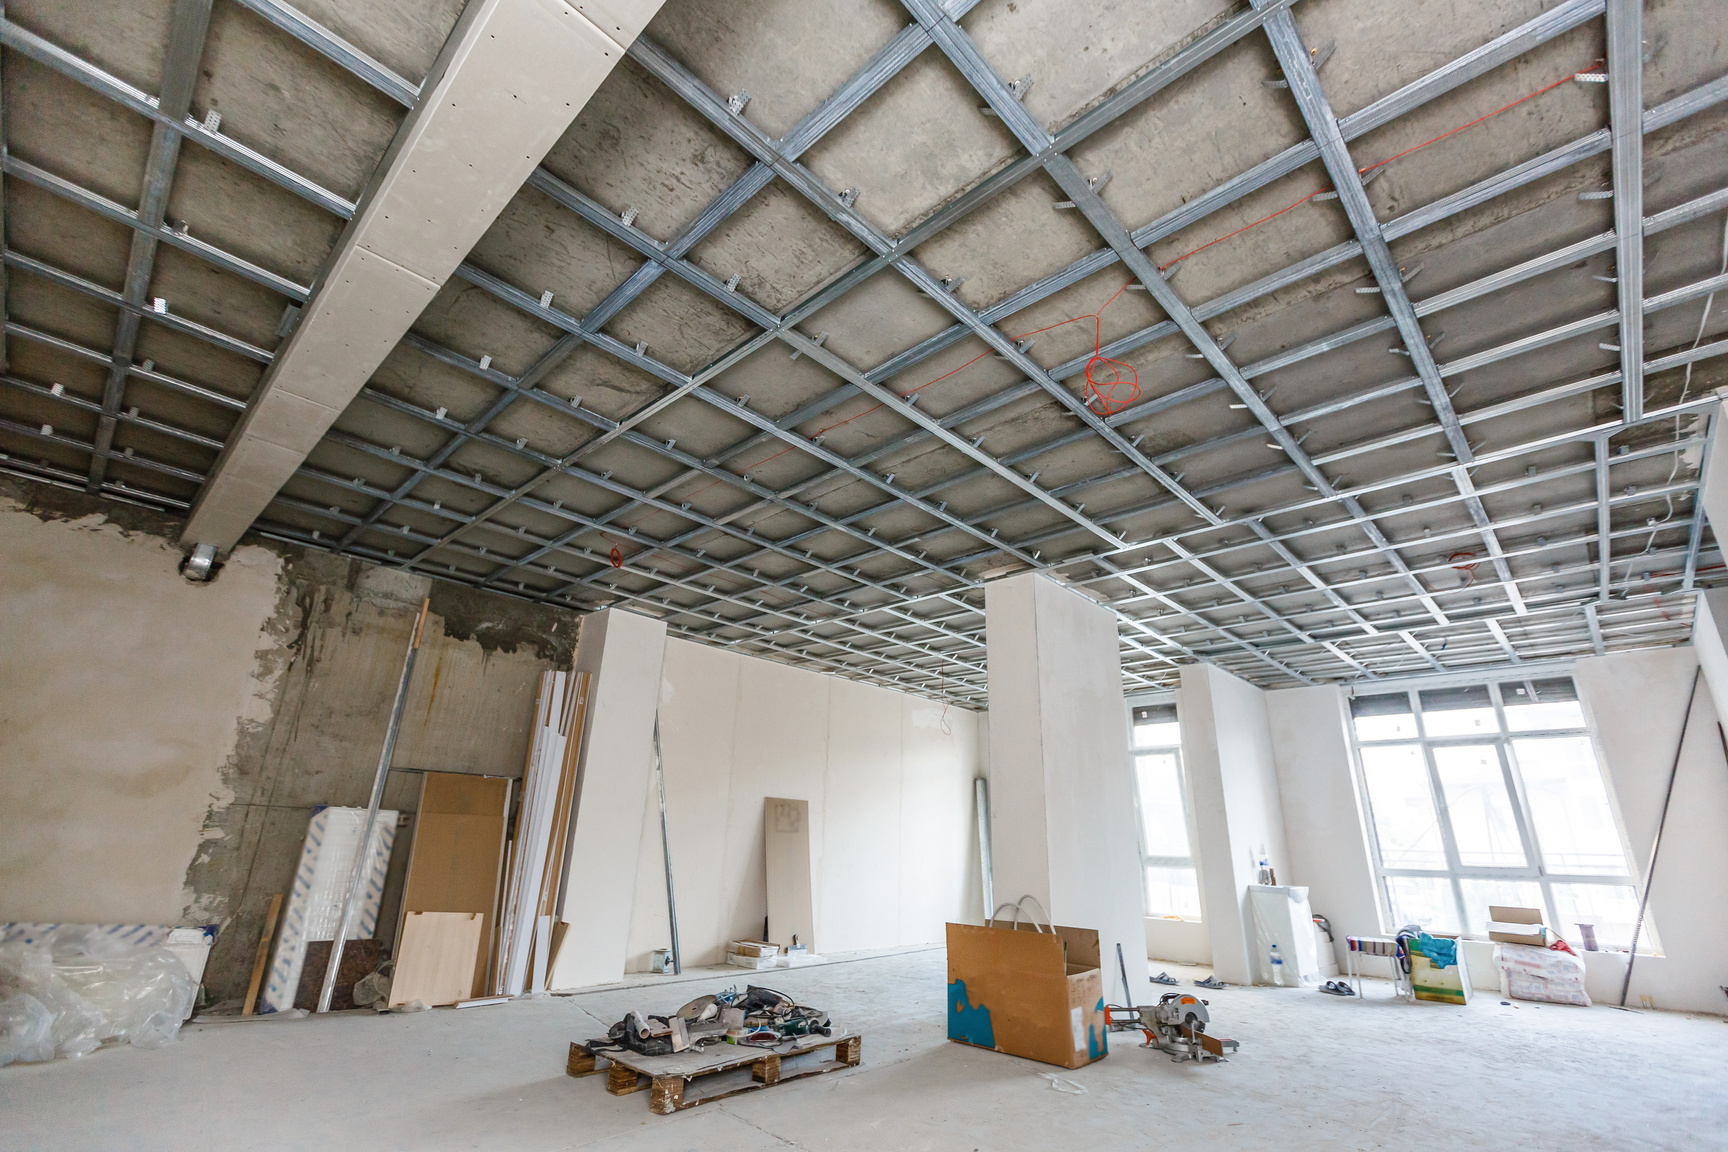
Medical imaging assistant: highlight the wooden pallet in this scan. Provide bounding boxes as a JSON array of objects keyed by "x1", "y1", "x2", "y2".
[{"x1": 567, "y1": 1033, "x2": 862, "y2": 1114}]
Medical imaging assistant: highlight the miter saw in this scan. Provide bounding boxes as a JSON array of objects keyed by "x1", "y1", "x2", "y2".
[{"x1": 1105, "y1": 992, "x2": 1238, "y2": 1063}]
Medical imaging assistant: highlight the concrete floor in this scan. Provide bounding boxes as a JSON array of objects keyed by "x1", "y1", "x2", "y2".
[{"x1": 5, "y1": 949, "x2": 1725, "y2": 1151}]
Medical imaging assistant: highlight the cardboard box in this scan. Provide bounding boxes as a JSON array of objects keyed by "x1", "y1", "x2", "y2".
[
  {"x1": 1487, "y1": 905, "x2": 1549, "y2": 947},
  {"x1": 1409, "y1": 933, "x2": 1470, "y2": 1005},
  {"x1": 946, "y1": 921, "x2": 1107, "y2": 1069},
  {"x1": 726, "y1": 952, "x2": 776, "y2": 970},
  {"x1": 728, "y1": 939, "x2": 779, "y2": 958}
]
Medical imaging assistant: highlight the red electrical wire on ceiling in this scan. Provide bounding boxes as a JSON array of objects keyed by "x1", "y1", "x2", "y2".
[{"x1": 598, "y1": 57, "x2": 1598, "y2": 570}]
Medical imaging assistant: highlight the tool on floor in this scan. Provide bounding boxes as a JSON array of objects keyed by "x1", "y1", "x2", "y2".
[
  {"x1": 1105, "y1": 993, "x2": 1238, "y2": 1063},
  {"x1": 1106, "y1": 942, "x2": 1139, "y2": 1032}
]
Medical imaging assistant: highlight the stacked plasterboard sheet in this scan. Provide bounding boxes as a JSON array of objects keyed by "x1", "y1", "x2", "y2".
[
  {"x1": 261, "y1": 806, "x2": 396, "y2": 1013},
  {"x1": 498, "y1": 670, "x2": 591, "y2": 995}
]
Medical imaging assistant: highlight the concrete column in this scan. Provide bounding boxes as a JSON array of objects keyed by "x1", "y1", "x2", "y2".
[
  {"x1": 1179, "y1": 663, "x2": 1290, "y2": 985},
  {"x1": 548, "y1": 607, "x2": 666, "y2": 989},
  {"x1": 984, "y1": 572, "x2": 1148, "y2": 1003}
]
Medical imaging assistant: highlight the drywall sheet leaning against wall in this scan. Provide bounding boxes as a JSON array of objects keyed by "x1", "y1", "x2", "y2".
[
  {"x1": 395, "y1": 773, "x2": 510, "y2": 999},
  {"x1": 765, "y1": 797, "x2": 815, "y2": 952},
  {"x1": 262, "y1": 807, "x2": 396, "y2": 1014},
  {"x1": 548, "y1": 608, "x2": 666, "y2": 990}
]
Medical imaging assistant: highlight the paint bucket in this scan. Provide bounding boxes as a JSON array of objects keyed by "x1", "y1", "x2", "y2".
[{"x1": 650, "y1": 948, "x2": 672, "y2": 973}]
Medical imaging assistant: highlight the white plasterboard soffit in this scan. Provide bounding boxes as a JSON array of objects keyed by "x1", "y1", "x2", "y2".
[{"x1": 181, "y1": 0, "x2": 664, "y2": 554}]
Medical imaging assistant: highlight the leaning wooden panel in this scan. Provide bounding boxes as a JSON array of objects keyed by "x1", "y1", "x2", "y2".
[
  {"x1": 389, "y1": 911, "x2": 484, "y2": 1007},
  {"x1": 567, "y1": 1033, "x2": 862, "y2": 1114},
  {"x1": 398, "y1": 772, "x2": 511, "y2": 997}
]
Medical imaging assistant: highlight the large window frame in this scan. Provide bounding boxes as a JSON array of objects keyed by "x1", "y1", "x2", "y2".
[
  {"x1": 1348, "y1": 676, "x2": 1652, "y2": 951},
  {"x1": 1128, "y1": 702, "x2": 1202, "y2": 921}
]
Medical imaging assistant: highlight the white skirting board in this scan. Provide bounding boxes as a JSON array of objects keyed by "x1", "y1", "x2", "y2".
[{"x1": 261, "y1": 806, "x2": 396, "y2": 1013}]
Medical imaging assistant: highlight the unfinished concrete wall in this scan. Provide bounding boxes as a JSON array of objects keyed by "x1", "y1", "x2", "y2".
[
  {"x1": 622, "y1": 636, "x2": 984, "y2": 972},
  {"x1": 0, "y1": 481, "x2": 284, "y2": 928},
  {"x1": 0, "y1": 478, "x2": 577, "y2": 1002}
]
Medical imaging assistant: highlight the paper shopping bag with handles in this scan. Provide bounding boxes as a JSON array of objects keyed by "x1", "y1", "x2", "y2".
[{"x1": 946, "y1": 896, "x2": 1107, "y2": 1069}]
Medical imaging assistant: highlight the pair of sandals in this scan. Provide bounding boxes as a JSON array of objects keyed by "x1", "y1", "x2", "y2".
[{"x1": 1319, "y1": 980, "x2": 1356, "y2": 996}]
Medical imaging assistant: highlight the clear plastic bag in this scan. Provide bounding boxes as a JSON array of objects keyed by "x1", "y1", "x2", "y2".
[{"x1": 0, "y1": 925, "x2": 196, "y2": 1064}]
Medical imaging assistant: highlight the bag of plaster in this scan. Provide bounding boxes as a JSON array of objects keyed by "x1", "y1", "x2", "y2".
[
  {"x1": 0, "y1": 925, "x2": 196, "y2": 1064},
  {"x1": 1496, "y1": 942, "x2": 1590, "y2": 1007}
]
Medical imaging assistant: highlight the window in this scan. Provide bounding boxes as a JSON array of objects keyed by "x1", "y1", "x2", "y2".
[
  {"x1": 1129, "y1": 703, "x2": 1200, "y2": 920},
  {"x1": 1349, "y1": 677, "x2": 1653, "y2": 951}
]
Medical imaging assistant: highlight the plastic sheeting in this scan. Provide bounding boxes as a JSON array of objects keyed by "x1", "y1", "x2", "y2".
[
  {"x1": 0, "y1": 925, "x2": 195, "y2": 1065},
  {"x1": 262, "y1": 805, "x2": 396, "y2": 1014},
  {"x1": 1248, "y1": 884, "x2": 1321, "y2": 986},
  {"x1": 1497, "y1": 942, "x2": 1591, "y2": 1006}
]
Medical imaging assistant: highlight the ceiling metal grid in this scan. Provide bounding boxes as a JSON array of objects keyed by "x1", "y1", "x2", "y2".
[{"x1": 2, "y1": 0, "x2": 1726, "y2": 707}]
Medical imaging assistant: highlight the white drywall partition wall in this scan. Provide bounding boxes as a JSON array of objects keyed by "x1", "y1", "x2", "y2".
[
  {"x1": 1692, "y1": 589, "x2": 1728, "y2": 724},
  {"x1": 1179, "y1": 663, "x2": 1290, "y2": 985},
  {"x1": 548, "y1": 607, "x2": 665, "y2": 990},
  {"x1": 984, "y1": 572, "x2": 1148, "y2": 1003},
  {"x1": 1264, "y1": 685, "x2": 1381, "y2": 971},
  {"x1": 1573, "y1": 647, "x2": 1728, "y2": 1014},
  {"x1": 622, "y1": 638, "x2": 981, "y2": 971}
]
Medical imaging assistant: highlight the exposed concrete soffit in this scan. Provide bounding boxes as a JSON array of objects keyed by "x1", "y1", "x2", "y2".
[{"x1": 180, "y1": 0, "x2": 665, "y2": 552}]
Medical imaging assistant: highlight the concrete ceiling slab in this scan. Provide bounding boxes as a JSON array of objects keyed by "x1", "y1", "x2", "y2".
[
  {"x1": 288, "y1": 0, "x2": 466, "y2": 83},
  {"x1": 599, "y1": 270, "x2": 758, "y2": 374},
  {"x1": 11, "y1": 0, "x2": 1728, "y2": 699},
  {"x1": 541, "y1": 56, "x2": 753, "y2": 243},
  {"x1": 194, "y1": 1, "x2": 407, "y2": 202},
  {"x1": 5, "y1": 57, "x2": 153, "y2": 206},
  {"x1": 801, "y1": 50, "x2": 1023, "y2": 237},
  {"x1": 163, "y1": 143, "x2": 344, "y2": 285},
  {"x1": 684, "y1": 181, "x2": 867, "y2": 313},
  {"x1": 468, "y1": 185, "x2": 645, "y2": 319},
  {"x1": 643, "y1": 0, "x2": 908, "y2": 142}
]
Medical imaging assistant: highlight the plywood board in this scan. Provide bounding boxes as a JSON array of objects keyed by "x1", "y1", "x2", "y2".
[
  {"x1": 765, "y1": 797, "x2": 815, "y2": 952},
  {"x1": 398, "y1": 772, "x2": 510, "y2": 997},
  {"x1": 389, "y1": 911, "x2": 484, "y2": 1007}
]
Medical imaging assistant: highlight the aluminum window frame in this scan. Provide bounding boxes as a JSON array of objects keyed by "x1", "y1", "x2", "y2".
[
  {"x1": 1348, "y1": 676, "x2": 1653, "y2": 950},
  {"x1": 1127, "y1": 701, "x2": 1202, "y2": 921}
]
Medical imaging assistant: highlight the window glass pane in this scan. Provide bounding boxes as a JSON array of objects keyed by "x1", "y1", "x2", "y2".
[
  {"x1": 1512, "y1": 737, "x2": 1628, "y2": 876},
  {"x1": 1385, "y1": 875, "x2": 1460, "y2": 934},
  {"x1": 1432, "y1": 745, "x2": 1526, "y2": 867},
  {"x1": 1550, "y1": 883, "x2": 1658, "y2": 953},
  {"x1": 1499, "y1": 677, "x2": 1586, "y2": 732},
  {"x1": 1145, "y1": 865, "x2": 1202, "y2": 919},
  {"x1": 1419, "y1": 686, "x2": 1499, "y2": 737},
  {"x1": 1351, "y1": 692, "x2": 1416, "y2": 741},
  {"x1": 1134, "y1": 753, "x2": 1189, "y2": 857},
  {"x1": 1131, "y1": 704, "x2": 1181, "y2": 748},
  {"x1": 1458, "y1": 879, "x2": 1543, "y2": 938},
  {"x1": 1359, "y1": 745, "x2": 1446, "y2": 869}
]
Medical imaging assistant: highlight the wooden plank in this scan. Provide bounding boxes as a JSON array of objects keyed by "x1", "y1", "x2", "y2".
[
  {"x1": 389, "y1": 911, "x2": 484, "y2": 1007},
  {"x1": 764, "y1": 797, "x2": 814, "y2": 952},
  {"x1": 398, "y1": 772, "x2": 511, "y2": 997},
  {"x1": 576, "y1": 1034, "x2": 863, "y2": 1114},
  {"x1": 241, "y1": 894, "x2": 283, "y2": 1016}
]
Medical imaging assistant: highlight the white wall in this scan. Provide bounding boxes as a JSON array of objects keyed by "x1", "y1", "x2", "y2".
[
  {"x1": 1573, "y1": 647, "x2": 1728, "y2": 1014},
  {"x1": 622, "y1": 638, "x2": 983, "y2": 970},
  {"x1": 1179, "y1": 663, "x2": 1289, "y2": 985},
  {"x1": 985, "y1": 573, "x2": 1149, "y2": 1004},
  {"x1": 1265, "y1": 684, "x2": 1382, "y2": 973}
]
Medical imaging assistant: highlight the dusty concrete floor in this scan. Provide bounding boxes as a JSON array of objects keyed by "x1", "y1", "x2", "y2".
[{"x1": 4, "y1": 949, "x2": 1724, "y2": 1151}]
